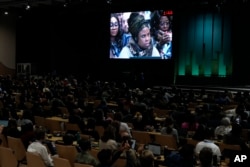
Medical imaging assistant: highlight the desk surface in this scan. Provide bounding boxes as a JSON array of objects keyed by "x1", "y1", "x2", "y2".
[
  {"x1": 45, "y1": 116, "x2": 68, "y2": 122},
  {"x1": 46, "y1": 135, "x2": 99, "y2": 148}
]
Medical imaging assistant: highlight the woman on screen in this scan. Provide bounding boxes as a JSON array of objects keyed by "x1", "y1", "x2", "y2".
[
  {"x1": 151, "y1": 11, "x2": 172, "y2": 59},
  {"x1": 110, "y1": 13, "x2": 123, "y2": 58},
  {"x1": 119, "y1": 13, "x2": 160, "y2": 58}
]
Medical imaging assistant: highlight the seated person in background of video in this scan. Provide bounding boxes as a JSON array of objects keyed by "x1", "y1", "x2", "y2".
[
  {"x1": 121, "y1": 12, "x2": 132, "y2": 47},
  {"x1": 119, "y1": 13, "x2": 160, "y2": 59},
  {"x1": 151, "y1": 10, "x2": 172, "y2": 59},
  {"x1": 110, "y1": 13, "x2": 123, "y2": 58}
]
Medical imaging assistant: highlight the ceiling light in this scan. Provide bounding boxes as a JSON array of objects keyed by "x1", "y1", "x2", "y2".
[{"x1": 25, "y1": 4, "x2": 31, "y2": 10}]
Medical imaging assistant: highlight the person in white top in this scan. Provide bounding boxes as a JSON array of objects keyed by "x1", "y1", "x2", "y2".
[
  {"x1": 27, "y1": 128, "x2": 54, "y2": 167},
  {"x1": 195, "y1": 129, "x2": 221, "y2": 163}
]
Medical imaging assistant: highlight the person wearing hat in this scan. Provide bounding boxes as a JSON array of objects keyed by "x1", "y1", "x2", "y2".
[{"x1": 119, "y1": 13, "x2": 160, "y2": 58}]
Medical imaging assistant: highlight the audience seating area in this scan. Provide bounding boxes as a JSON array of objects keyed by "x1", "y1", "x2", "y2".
[{"x1": 0, "y1": 74, "x2": 250, "y2": 167}]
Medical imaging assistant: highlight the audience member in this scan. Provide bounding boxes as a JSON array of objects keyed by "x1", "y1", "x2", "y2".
[
  {"x1": 97, "y1": 149, "x2": 113, "y2": 167},
  {"x1": 97, "y1": 148, "x2": 124, "y2": 167},
  {"x1": 180, "y1": 112, "x2": 199, "y2": 137},
  {"x1": 160, "y1": 116, "x2": 179, "y2": 144},
  {"x1": 140, "y1": 150, "x2": 155, "y2": 167},
  {"x1": 223, "y1": 122, "x2": 249, "y2": 152},
  {"x1": 164, "y1": 143, "x2": 195, "y2": 167},
  {"x1": 99, "y1": 124, "x2": 118, "y2": 151},
  {"x1": 194, "y1": 128, "x2": 221, "y2": 163},
  {"x1": 1, "y1": 119, "x2": 21, "y2": 138},
  {"x1": 214, "y1": 116, "x2": 232, "y2": 140},
  {"x1": 27, "y1": 127, "x2": 54, "y2": 167},
  {"x1": 198, "y1": 147, "x2": 214, "y2": 167},
  {"x1": 75, "y1": 138, "x2": 100, "y2": 167},
  {"x1": 20, "y1": 122, "x2": 36, "y2": 149},
  {"x1": 82, "y1": 117, "x2": 100, "y2": 141},
  {"x1": 113, "y1": 112, "x2": 131, "y2": 139}
]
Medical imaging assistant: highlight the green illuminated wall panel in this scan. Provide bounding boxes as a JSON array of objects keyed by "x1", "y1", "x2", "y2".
[{"x1": 177, "y1": 11, "x2": 232, "y2": 77}]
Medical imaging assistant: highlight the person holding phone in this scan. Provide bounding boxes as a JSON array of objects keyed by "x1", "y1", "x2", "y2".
[{"x1": 151, "y1": 10, "x2": 172, "y2": 59}]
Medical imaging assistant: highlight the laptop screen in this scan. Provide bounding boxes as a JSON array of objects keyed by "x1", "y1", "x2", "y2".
[
  {"x1": 147, "y1": 144, "x2": 161, "y2": 156},
  {"x1": 130, "y1": 139, "x2": 136, "y2": 149},
  {"x1": 0, "y1": 120, "x2": 8, "y2": 127}
]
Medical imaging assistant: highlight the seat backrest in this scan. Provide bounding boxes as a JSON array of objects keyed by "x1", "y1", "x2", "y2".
[
  {"x1": 111, "y1": 158, "x2": 126, "y2": 167},
  {"x1": 7, "y1": 136, "x2": 26, "y2": 162},
  {"x1": 74, "y1": 163, "x2": 94, "y2": 167},
  {"x1": 53, "y1": 156, "x2": 72, "y2": 167},
  {"x1": 186, "y1": 138, "x2": 199, "y2": 147},
  {"x1": 55, "y1": 144, "x2": 78, "y2": 167},
  {"x1": 0, "y1": 133, "x2": 8, "y2": 147},
  {"x1": 26, "y1": 151, "x2": 47, "y2": 167},
  {"x1": 65, "y1": 122, "x2": 81, "y2": 132},
  {"x1": 80, "y1": 134, "x2": 91, "y2": 140},
  {"x1": 241, "y1": 129, "x2": 250, "y2": 142},
  {"x1": 34, "y1": 116, "x2": 46, "y2": 127},
  {"x1": 131, "y1": 130, "x2": 150, "y2": 144},
  {"x1": 95, "y1": 126, "x2": 104, "y2": 138},
  {"x1": 0, "y1": 146, "x2": 18, "y2": 167},
  {"x1": 44, "y1": 119, "x2": 63, "y2": 133},
  {"x1": 217, "y1": 142, "x2": 241, "y2": 153},
  {"x1": 154, "y1": 134, "x2": 178, "y2": 150}
]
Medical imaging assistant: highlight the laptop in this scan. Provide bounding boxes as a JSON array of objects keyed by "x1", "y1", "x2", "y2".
[
  {"x1": 0, "y1": 120, "x2": 8, "y2": 127},
  {"x1": 147, "y1": 143, "x2": 162, "y2": 156}
]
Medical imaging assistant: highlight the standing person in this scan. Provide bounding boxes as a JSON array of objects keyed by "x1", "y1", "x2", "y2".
[
  {"x1": 119, "y1": 13, "x2": 160, "y2": 58},
  {"x1": 110, "y1": 13, "x2": 123, "y2": 58},
  {"x1": 151, "y1": 10, "x2": 172, "y2": 59}
]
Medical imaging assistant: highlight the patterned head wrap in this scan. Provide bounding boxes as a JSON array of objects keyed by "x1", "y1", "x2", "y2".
[{"x1": 128, "y1": 13, "x2": 150, "y2": 42}]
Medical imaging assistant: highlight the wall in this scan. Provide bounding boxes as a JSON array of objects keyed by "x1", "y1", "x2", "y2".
[
  {"x1": 16, "y1": 5, "x2": 175, "y2": 86},
  {"x1": 0, "y1": 15, "x2": 16, "y2": 76},
  {"x1": 13, "y1": 2, "x2": 250, "y2": 86}
]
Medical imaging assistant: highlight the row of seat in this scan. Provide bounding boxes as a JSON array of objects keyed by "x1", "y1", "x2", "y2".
[
  {"x1": 34, "y1": 116, "x2": 105, "y2": 136},
  {"x1": 132, "y1": 129, "x2": 242, "y2": 153},
  {"x1": 0, "y1": 135, "x2": 127, "y2": 167},
  {"x1": 131, "y1": 130, "x2": 178, "y2": 150},
  {"x1": 0, "y1": 146, "x2": 93, "y2": 167}
]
